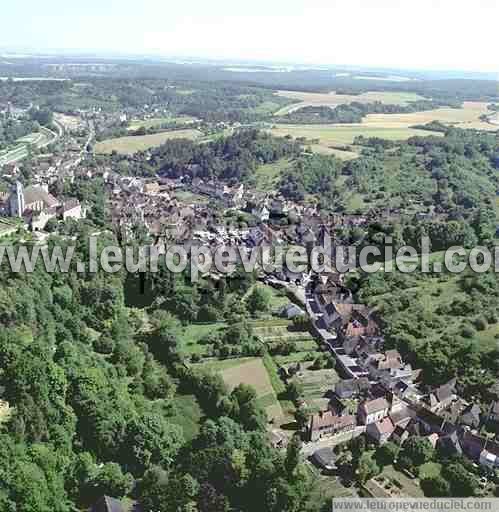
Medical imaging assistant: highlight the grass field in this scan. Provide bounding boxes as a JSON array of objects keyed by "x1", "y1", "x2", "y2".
[
  {"x1": 254, "y1": 159, "x2": 292, "y2": 192},
  {"x1": 251, "y1": 100, "x2": 286, "y2": 116},
  {"x1": 169, "y1": 394, "x2": 204, "y2": 441},
  {"x1": 274, "y1": 90, "x2": 425, "y2": 115},
  {"x1": 95, "y1": 129, "x2": 202, "y2": 154},
  {"x1": 174, "y1": 190, "x2": 210, "y2": 204},
  {"x1": 270, "y1": 123, "x2": 437, "y2": 148},
  {"x1": 127, "y1": 115, "x2": 197, "y2": 130},
  {"x1": 179, "y1": 322, "x2": 225, "y2": 356},
  {"x1": 218, "y1": 357, "x2": 285, "y2": 423},
  {"x1": 196, "y1": 357, "x2": 257, "y2": 373},
  {"x1": 307, "y1": 144, "x2": 360, "y2": 160},
  {"x1": 419, "y1": 462, "x2": 442, "y2": 480},
  {"x1": 248, "y1": 284, "x2": 290, "y2": 310}
]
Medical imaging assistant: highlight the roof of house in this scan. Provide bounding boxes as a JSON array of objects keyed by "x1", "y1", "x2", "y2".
[
  {"x1": 360, "y1": 397, "x2": 389, "y2": 415},
  {"x1": 435, "y1": 385, "x2": 454, "y2": 403},
  {"x1": 372, "y1": 417, "x2": 395, "y2": 436},
  {"x1": 61, "y1": 198, "x2": 80, "y2": 212},
  {"x1": 389, "y1": 406, "x2": 415, "y2": 427},
  {"x1": 279, "y1": 303, "x2": 305, "y2": 319},
  {"x1": 312, "y1": 447, "x2": 336, "y2": 469},
  {"x1": 460, "y1": 403, "x2": 481, "y2": 426},
  {"x1": 461, "y1": 431, "x2": 499, "y2": 460},
  {"x1": 24, "y1": 186, "x2": 59, "y2": 208},
  {"x1": 334, "y1": 377, "x2": 370, "y2": 397},
  {"x1": 309, "y1": 411, "x2": 356, "y2": 431},
  {"x1": 386, "y1": 349, "x2": 401, "y2": 360}
]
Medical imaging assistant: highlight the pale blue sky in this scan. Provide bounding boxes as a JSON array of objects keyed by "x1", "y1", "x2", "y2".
[{"x1": 2, "y1": 0, "x2": 498, "y2": 72}]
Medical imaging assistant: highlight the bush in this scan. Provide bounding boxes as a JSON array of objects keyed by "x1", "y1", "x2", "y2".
[{"x1": 474, "y1": 316, "x2": 488, "y2": 331}]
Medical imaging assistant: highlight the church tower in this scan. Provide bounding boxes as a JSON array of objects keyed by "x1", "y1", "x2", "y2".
[{"x1": 9, "y1": 181, "x2": 25, "y2": 218}]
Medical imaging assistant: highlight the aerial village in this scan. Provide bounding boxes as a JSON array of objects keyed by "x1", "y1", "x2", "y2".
[{"x1": 1, "y1": 104, "x2": 499, "y2": 501}]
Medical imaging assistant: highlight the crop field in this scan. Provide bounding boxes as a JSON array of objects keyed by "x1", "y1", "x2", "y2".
[
  {"x1": 274, "y1": 90, "x2": 425, "y2": 115},
  {"x1": 272, "y1": 98, "x2": 495, "y2": 153},
  {"x1": 364, "y1": 101, "x2": 496, "y2": 131},
  {"x1": 95, "y1": 129, "x2": 202, "y2": 154}
]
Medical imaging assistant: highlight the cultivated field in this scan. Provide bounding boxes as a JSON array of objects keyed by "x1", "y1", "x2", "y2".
[
  {"x1": 95, "y1": 129, "x2": 202, "y2": 154},
  {"x1": 274, "y1": 90, "x2": 425, "y2": 115},
  {"x1": 363, "y1": 101, "x2": 496, "y2": 131},
  {"x1": 271, "y1": 101, "x2": 496, "y2": 153}
]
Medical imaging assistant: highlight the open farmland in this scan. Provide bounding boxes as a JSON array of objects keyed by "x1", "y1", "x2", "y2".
[
  {"x1": 274, "y1": 90, "x2": 425, "y2": 115},
  {"x1": 363, "y1": 101, "x2": 496, "y2": 130},
  {"x1": 95, "y1": 129, "x2": 202, "y2": 154},
  {"x1": 273, "y1": 91, "x2": 496, "y2": 151}
]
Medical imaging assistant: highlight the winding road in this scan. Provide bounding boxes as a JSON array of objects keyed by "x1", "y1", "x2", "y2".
[{"x1": 0, "y1": 119, "x2": 63, "y2": 166}]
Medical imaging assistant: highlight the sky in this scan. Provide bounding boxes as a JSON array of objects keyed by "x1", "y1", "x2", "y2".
[{"x1": 2, "y1": 0, "x2": 499, "y2": 73}]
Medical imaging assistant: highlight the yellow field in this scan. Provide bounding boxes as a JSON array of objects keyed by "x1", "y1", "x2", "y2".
[
  {"x1": 275, "y1": 91, "x2": 496, "y2": 131},
  {"x1": 95, "y1": 129, "x2": 202, "y2": 154},
  {"x1": 270, "y1": 101, "x2": 498, "y2": 152},
  {"x1": 275, "y1": 90, "x2": 425, "y2": 115},
  {"x1": 363, "y1": 102, "x2": 496, "y2": 131}
]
